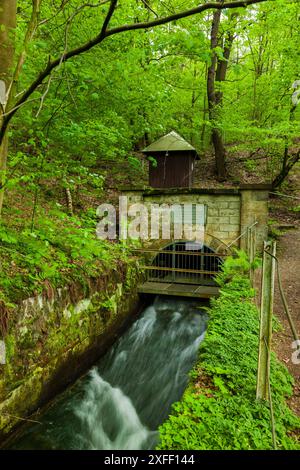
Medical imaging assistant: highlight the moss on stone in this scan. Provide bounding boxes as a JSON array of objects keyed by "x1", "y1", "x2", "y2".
[{"x1": 0, "y1": 257, "x2": 141, "y2": 443}]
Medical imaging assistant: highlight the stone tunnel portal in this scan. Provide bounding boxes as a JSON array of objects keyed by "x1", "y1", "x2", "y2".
[{"x1": 148, "y1": 241, "x2": 224, "y2": 287}]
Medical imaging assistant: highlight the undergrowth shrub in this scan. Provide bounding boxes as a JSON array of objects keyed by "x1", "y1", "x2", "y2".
[{"x1": 0, "y1": 209, "x2": 132, "y2": 303}]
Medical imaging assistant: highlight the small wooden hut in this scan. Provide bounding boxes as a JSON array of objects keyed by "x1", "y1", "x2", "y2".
[{"x1": 142, "y1": 131, "x2": 199, "y2": 188}]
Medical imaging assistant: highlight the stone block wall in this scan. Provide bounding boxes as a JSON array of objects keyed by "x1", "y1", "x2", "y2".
[
  {"x1": 240, "y1": 188, "x2": 269, "y2": 251},
  {"x1": 143, "y1": 193, "x2": 241, "y2": 247},
  {"x1": 121, "y1": 186, "x2": 270, "y2": 252}
]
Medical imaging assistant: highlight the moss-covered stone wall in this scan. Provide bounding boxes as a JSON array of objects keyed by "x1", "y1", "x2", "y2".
[{"x1": 0, "y1": 259, "x2": 142, "y2": 443}]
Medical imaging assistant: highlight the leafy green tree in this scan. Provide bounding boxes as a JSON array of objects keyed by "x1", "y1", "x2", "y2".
[
  {"x1": 0, "y1": 0, "x2": 16, "y2": 212},
  {"x1": 0, "y1": 0, "x2": 271, "y2": 215}
]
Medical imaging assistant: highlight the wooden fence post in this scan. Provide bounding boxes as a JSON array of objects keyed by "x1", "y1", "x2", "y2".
[{"x1": 256, "y1": 240, "x2": 276, "y2": 400}]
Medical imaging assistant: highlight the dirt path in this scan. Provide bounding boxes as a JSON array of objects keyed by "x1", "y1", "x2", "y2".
[{"x1": 273, "y1": 228, "x2": 300, "y2": 416}]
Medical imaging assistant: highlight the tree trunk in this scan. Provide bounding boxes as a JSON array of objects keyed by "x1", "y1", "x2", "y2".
[
  {"x1": 0, "y1": 0, "x2": 17, "y2": 214},
  {"x1": 207, "y1": 10, "x2": 238, "y2": 181},
  {"x1": 272, "y1": 150, "x2": 300, "y2": 189},
  {"x1": 200, "y1": 64, "x2": 208, "y2": 150},
  {"x1": 211, "y1": 128, "x2": 226, "y2": 178},
  {"x1": 215, "y1": 14, "x2": 237, "y2": 104},
  {"x1": 272, "y1": 102, "x2": 298, "y2": 189},
  {"x1": 207, "y1": 11, "x2": 226, "y2": 181}
]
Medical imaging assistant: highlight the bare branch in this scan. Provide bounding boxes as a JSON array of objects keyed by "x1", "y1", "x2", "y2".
[
  {"x1": 38, "y1": 0, "x2": 110, "y2": 27},
  {"x1": 105, "y1": 0, "x2": 270, "y2": 37},
  {"x1": 1, "y1": 97, "x2": 41, "y2": 118},
  {"x1": 6, "y1": 0, "x2": 42, "y2": 107},
  {"x1": 35, "y1": 75, "x2": 52, "y2": 117},
  {"x1": 141, "y1": 0, "x2": 158, "y2": 18},
  {"x1": 100, "y1": 0, "x2": 118, "y2": 36},
  {"x1": 38, "y1": 0, "x2": 72, "y2": 26}
]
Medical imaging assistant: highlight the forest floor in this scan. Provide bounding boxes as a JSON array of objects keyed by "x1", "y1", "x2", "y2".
[
  {"x1": 273, "y1": 227, "x2": 300, "y2": 417},
  {"x1": 269, "y1": 162, "x2": 300, "y2": 417},
  {"x1": 251, "y1": 161, "x2": 300, "y2": 417}
]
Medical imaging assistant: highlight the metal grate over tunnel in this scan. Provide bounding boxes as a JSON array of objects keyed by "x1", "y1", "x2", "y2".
[{"x1": 135, "y1": 242, "x2": 229, "y2": 298}]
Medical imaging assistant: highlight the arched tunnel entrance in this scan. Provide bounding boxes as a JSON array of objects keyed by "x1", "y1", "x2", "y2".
[{"x1": 148, "y1": 241, "x2": 224, "y2": 287}]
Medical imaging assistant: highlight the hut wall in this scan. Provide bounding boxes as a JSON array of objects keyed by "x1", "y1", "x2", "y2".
[{"x1": 149, "y1": 152, "x2": 194, "y2": 188}]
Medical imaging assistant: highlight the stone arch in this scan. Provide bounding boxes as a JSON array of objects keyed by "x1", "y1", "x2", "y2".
[
  {"x1": 144, "y1": 232, "x2": 232, "y2": 255},
  {"x1": 146, "y1": 235, "x2": 231, "y2": 286}
]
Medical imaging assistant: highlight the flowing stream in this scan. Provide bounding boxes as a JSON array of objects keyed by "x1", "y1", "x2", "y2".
[{"x1": 10, "y1": 296, "x2": 207, "y2": 450}]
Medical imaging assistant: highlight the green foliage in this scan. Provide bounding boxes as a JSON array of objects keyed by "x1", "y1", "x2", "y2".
[
  {"x1": 4, "y1": 335, "x2": 15, "y2": 364},
  {"x1": 215, "y1": 249, "x2": 260, "y2": 295},
  {"x1": 148, "y1": 156, "x2": 158, "y2": 168},
  {"x1": 157, "y1": 256, "x2": 300, "y2": 450},
  {"x1": 244, "y1": 159, "x2": 258, "y2": 172},
  {"x1": 2, "y1": 0, "x2": 298, "y2": 203},
  {"x1": 267, "y1": 221, "x2": 287, "y2": 240},
  {"x1": 0, "y1": 208, "x2": 130, "y2": 302}
]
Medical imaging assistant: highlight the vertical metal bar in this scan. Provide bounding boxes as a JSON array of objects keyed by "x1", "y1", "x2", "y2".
[
  {"x1": 147, "y1": 254, "x2": 150, "y2": 281},
  {"x1": 253, "y1": 225, "x2": 257, "y2": 257},
  {"x1": 200, "y1": 249, "x2": 204, "y2": 283},
  {"x1": 183, "y1": 245, "x2": 186, "y2": 283},
  {"x1": 250, "y1": 226, "x2": 256, "y2": 284},
  {"x1": 184, "y1": 250, "x2": 186, "y2": 283},
  {"x1": 247, "y1": 227, "x2": 250, "y2": 257},
  {"x1": 172, "y1": 243, "x2": 176, "y2": 282},
  {"x1": 182, "y1": 245, "x2": 185, "y2": 283},
  {"x1": 256, "y1": 241, "x2": 276, "y2": 401},
  {"x1": 193, "y1": 250, "x2": 195, "y2": 282},
  {"x1": 152, "y1": 254, "x2": 154, "y2": 280}
]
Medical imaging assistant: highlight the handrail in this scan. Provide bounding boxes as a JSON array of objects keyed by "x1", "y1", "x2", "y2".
[
  {"x1": 143, "y1": 266, "x2": 219, "y2": 275},
  {"x1": 269, "y1": 191, "x2": 300, "y2": 201},
  {"x1": 226, "y1": 221, "x2": 258, "y2": 248}
]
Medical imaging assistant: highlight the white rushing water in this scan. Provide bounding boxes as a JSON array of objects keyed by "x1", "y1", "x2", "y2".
[
  {"x1": 75, "y1": 370, "x2": 153, "y2": 450},
  {"x1": 10, "y1": 296, "x2": 207, "y2": 450}
]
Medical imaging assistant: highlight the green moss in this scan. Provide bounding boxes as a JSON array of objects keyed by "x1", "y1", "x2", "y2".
[
  {"x1": 4, "y1": 335, "x2": 15, "y2": 364},
  {"x1": 0, "y1": 250, "x2": 141, "y2": 387}
]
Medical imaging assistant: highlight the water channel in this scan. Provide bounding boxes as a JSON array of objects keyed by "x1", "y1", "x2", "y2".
[{"x1": 10, "y1": 296, "x2": 207, "y2": 450}]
